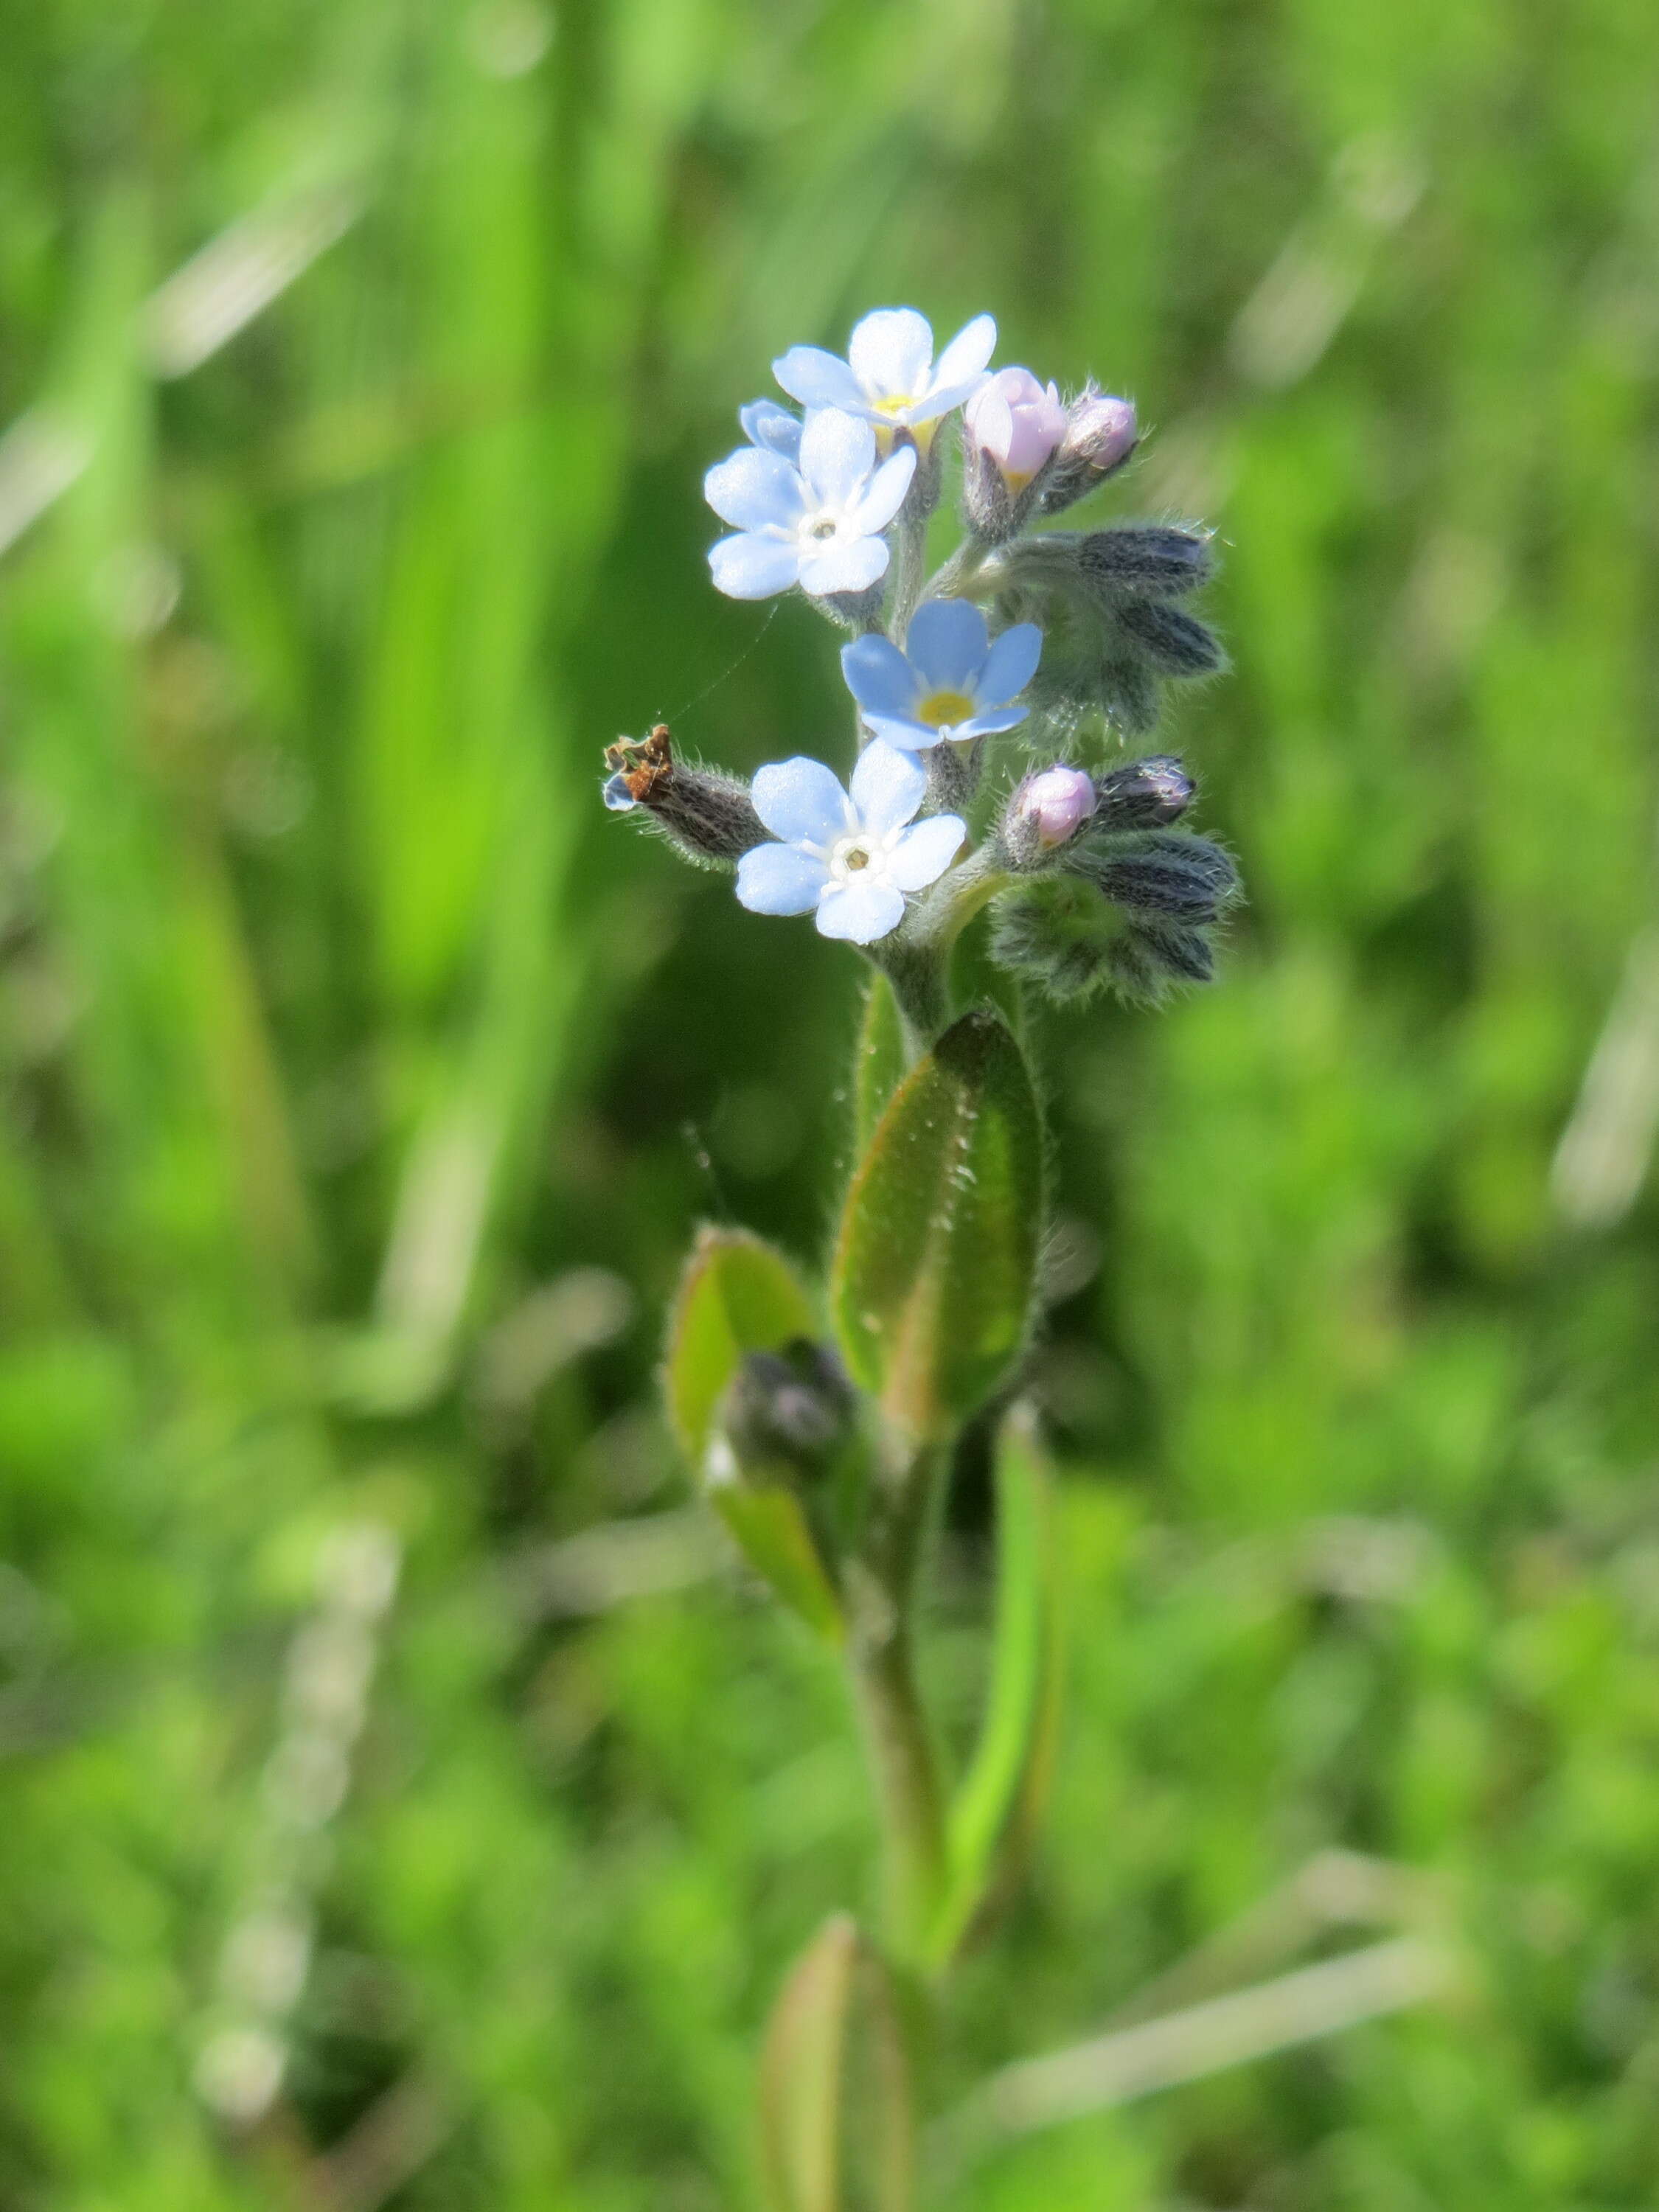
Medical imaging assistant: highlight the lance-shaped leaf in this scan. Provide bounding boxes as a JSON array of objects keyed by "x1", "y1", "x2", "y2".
[
  {"x1": 830, "y1": 1010, "x2": 1043, "y2": 1439},
  {"x1": 759, "y1": 1913, "x2": 915, "y2": 2212},
  {"x1": 853, "y1": 971, "x2": 906, "y2": 1155},
  {"x1": 931, "y1": 1404, "x2": 1063, "y2": 1964},
  {"x1": 666, "y1": 1229, "x2": 843, "y2": 1641},
  {"x1": 666, "y1": 1226, "x2": 818, "y2": 1464}
]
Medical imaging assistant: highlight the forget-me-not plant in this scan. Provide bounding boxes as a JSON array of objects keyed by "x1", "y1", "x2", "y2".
[{"x1": 601, "y1": 303, "x2": 1241, "y2": 2198}]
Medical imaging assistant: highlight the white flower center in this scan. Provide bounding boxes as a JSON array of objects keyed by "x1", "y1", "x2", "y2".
[
  {"x1": 801, "y1": 509, "x2": 841, "y2": 541},
  {"x1": 829, "y1": 830, "x2": 891, "y2": 883}
]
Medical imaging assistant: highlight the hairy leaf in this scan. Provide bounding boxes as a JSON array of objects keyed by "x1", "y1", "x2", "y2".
[
  {"x1": 933, "y1": 1404, "x2": 1062, "y2": 1964},
  {"x1": 853, "y1": 971, "x2": 906, "y2": 1156},
  {"x1": 830, "y1": 1010, "x2": 1043, "y2": 1439},
  {"x1": 665, "y1": 1225, "x2": 818, "y2": 1465}
]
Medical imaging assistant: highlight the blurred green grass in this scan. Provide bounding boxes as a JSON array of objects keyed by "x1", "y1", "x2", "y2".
[{"x1": 3, "y1": 0, "x2": 1659, "y2": 2205}]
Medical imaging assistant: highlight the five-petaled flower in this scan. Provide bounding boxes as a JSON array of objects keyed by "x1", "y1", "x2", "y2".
[
  {"x1": 735, "y1": 740, "x2": 965, "y2": 945},
  {"x1": 705, "y1": 408, "x2": 916, "y2": 600},
  {"x1": 774, "y1": 308, "x2": 996, "y2": 448},
  {"x1": 841, "y1": 598, "x2": 1043, "y2": 752}
]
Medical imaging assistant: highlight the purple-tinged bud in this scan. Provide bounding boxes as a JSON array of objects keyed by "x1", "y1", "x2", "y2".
[
  {"x1": 997, "y1": 762, "x2": 1099, "y2": 871},
  {"x1": 1093, "y1": 755, "x2": 1195, "y2": 828},
  {"x1": 1040, "y1": 388, "x2": 1139, "y2": 515},
  {"x1": 963, "y1": 367, "x2": 1068, "y2": 541},
  {"x1": 600, "y1": 724, "x2": 766, "y2": 869},
  {"x1": 1018, "y1": 765, "x2": 1098, "y2": 848},
  {"x1": 966, "y1": 369, "x2": 1069, "y2": 488}
]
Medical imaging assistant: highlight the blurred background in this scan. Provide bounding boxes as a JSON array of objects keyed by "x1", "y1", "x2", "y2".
[{"x1": 4, "y1": 0, "x2": 1659, "y2": 2204}]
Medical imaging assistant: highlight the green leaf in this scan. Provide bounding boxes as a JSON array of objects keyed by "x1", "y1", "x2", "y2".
[
  {"x1": 830, "y1": 1009, "x2": 1043, "y2": 1439},
  {"x1": 664, "y1": 1225, "x2": 818, "y2": 1464},
  {"x1": 759, "y1": 1914, "x2": 915, "y2": 2212},
  {"x1": 704, "y1": 1450, "x2": 845, "y2": 1645},
  {"x1": 933, "y1": 1403, "x2": 1063, "y2": 1964},
  {"x1": 666, "y1": 1228, "x2": 844, "y2": 1641},
  {"x1": 853, "y1": 970, "x2": 906, "y2": 1155}
]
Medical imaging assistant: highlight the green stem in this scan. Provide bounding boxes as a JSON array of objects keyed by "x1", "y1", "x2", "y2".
[
  {"x1": 891, "y1": 511, "x2": 931, "y2": 644},
  {"x1": 872, "y1": 942, "x2": 950, "y2": 1062},
  {"x1": 846, "y1": 1436, "x2": 951, "y2": 1966},
  {"x1": 917, "y1": 534, "x2": 995, "y2": 610}
]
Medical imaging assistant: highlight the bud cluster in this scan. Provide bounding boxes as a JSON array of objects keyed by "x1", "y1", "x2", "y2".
[{"x1": 601, "y1": 299, "x2": 1241, "y2": 1003}]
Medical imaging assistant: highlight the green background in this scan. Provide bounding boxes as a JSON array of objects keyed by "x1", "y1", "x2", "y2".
[{"x1": 4, "y1": 0, "x2": 1659, "y2": 2203}]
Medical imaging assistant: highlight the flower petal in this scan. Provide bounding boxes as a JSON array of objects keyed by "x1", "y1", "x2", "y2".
[
  {"x1": 844, "y1": 445, "x2": 917, "y2": 536},
  {"x1": 849, "y1": 738, "x2": 926, "y2": 835},
  {"x1": 736, "y1": 842, "x2": 830, "y2": 916},
  {"x1": 799, "y1": 535, "x2": 888, "y2": 598},
  {"x1": 751, "y1": 757, "x2": 850, "y2": 847},
  {"x1": 739, "y1": 399, "x2": 801, "y2": 459},
  {"x1": 798, "y1": 408, "x2": 878, "y2": 507},
  {"x1": 841, "y1": 634, "x2": 922, "y2": 715},
  {"x1": 978, "y1": 620, "x2": 1043, "y2": 704},
  {"x1": 886, "y1": 814, "x2": 966, "y2": 891},
  {"x1": 772, "y1": 345, "x2": 867, "y2": 414},
  {"x1": 930, "y1": 313, "x2": 998, "y2": 392},
  {"x1": 704, "y1": 446, "x2": 804, "y2": 531},
  {"x1": 815, "y1": 878, "x2": 906, "y2": 944},
  {"x1": 905, "y1": 597, "x2": 990, "y2": 692},
  {"x1": 953, "y1": 706, "x2": 1029, "y2": 740},
  {"x1": 904, "y1": 378, "x2": 989, "y2": 427},
  {"x1": 962, "y1": 386, "x2": 1013, "y2": 460},
  {"x1": 857, "y1": 712, "x2": 940, "y2": 752},
  {"x1": 848, "y1": 307, "x2": 933, "y2": 401},
  {"x1": 709, "y1": 533, "x2": 802, "y2": 599}
]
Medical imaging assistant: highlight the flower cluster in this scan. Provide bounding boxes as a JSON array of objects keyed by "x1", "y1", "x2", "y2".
[{"x1": 604, "y1": 305, "x2": 1237, "y2": 987}]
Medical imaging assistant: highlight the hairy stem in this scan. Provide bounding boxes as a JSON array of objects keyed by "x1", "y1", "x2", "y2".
[
  {"x1": 892, "y1": 511, "x2": 932, "y2": 643},
  {"x1": 846, "y1": 1436, "x2": 951, "y2": 1965},
  {"x1": 872, "y1": 942, "x2": 951, "y2": 1062},
  {"x1": 919, "y1": 535, "x2": 995, "y2": 609}
]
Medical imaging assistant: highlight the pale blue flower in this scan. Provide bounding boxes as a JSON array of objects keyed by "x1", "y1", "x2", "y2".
[
  {"x1": 840, "y1": 598, "x2": 1043, "y2": 751},
  {"x1": 735, "y1": 740, "x2": 965, "y2": 945},
  {"x1": 704, "y1": 408, "x2": 917, "y2": 601},
  {"x1": 773, "y1": 308, "x2": 996, "y2": 442},
  {"x1": 737, "y1": 398, "x2": 801, "y2": 462}
]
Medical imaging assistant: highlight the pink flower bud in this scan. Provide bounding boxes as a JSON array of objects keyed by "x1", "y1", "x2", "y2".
[
  {"x1": 1017, "y1": 765, "x2": 1098, "y2": 848},
  {"x1": 1040, "y1": 389, "x2": 1138, "y2": 513},
  {"x1": 964, "y1": 368, "x2": 1069, "y2": 490},
  {"x1": 1064, "y1": 391, "x2": 1137, "y2": 473}
]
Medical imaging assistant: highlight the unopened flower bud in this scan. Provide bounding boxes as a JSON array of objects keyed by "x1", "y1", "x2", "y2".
[
  {"x1": 1093, "y1": 755, "x2": 1195, "y2": 828},
  {"x1": 1113, "y1": 599, "x2": 1226, "y2": 676},
  {"x1": 720, "y1": 1340, "x2": 855, "y2": 1481},
  {"x1": 1082, "y1": 832, "x2": 1239, "y2": 922},
  {"x1": 1040, "y1": 389, "x2": 1138, "y2": 514},
  {"x1": 963, "y1": 367, "x2": 1068, "y2": 541},
  {"x1": 601, "y1": 724, "x2": 767, "y2": 868},
  {"x1": 1017, "y1": 765, "x2": 1098, "y2": 848},
  {"x1": 1079, "y1": 526, "x2": 1212, "y2": 597}
]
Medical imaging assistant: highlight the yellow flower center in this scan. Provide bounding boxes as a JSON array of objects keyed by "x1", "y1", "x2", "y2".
[
  {"x1": 843, "y1": 844, "x2": 872, "y2": 872},
  {"x1": 918, "y1": 689, "x2": 975, "y2": 729}
]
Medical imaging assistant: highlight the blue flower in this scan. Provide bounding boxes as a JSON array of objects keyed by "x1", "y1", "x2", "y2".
[
  {"x1": 773, "y1": 308, "x2": 997, "y2": 445},
  {"x1": 840, "y1": 598, "x2": 1043, "y2": 751},
  {"x1": 704, "y1": 408, "x2": 916, "y2": 602},
  {"x1": 737, "y1": 398, "x2": 801, "y2": 462},
  {"x1": 735, "y1": 740, "x2": 966, "y2": 945}
]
